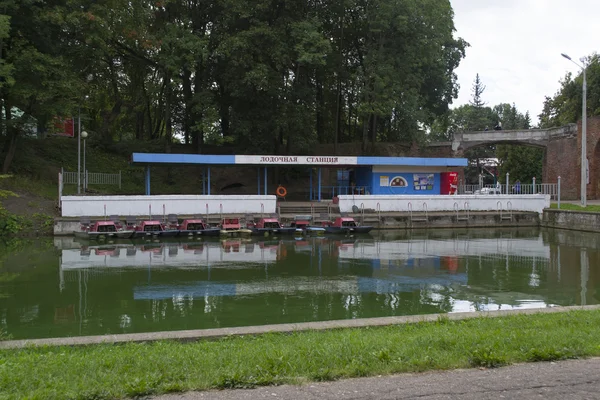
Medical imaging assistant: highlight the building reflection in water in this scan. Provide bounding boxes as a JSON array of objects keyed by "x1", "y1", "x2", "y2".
[{"x1": 2, "y1": 229, "x2": 598, "y2": 339}]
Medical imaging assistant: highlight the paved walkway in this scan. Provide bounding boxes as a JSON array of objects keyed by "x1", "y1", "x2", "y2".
[{"x1": 153, "y1": 357, "x2": 600, "y2": 400}]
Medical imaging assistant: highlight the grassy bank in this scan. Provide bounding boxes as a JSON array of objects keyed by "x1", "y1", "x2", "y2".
[
  {"x1": 550, "y1": 203, "x2": 600, "y2": 212},
  {"x1": 2, "y1": 310, "x2": 600, "y2": 399}
]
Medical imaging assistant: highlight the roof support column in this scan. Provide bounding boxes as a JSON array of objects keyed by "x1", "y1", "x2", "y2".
[
  {"x1": 145, "y1": 166, "x2": 151, "y2": 195},
  {"x1": 207, "y1": 167, "x2": 211, "y2": 195},
  {"x1": 257, "y1": 167, "x2": 261, "y2": 195},
  {"x1": 264, "y1": 167, "x2": 267, "y2": 195},
  {"x1": 202, "y1": 168, "x2": 206, "y2": 195},
  {"x1": 318, "y1": 167, "x2": 322, "y2": 202},
  {"x1": 309, "y1": 168, "x2": 313, "y2": 201}
]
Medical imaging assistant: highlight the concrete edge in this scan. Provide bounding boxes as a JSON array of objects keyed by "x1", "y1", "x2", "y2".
[{"x1": 2, "y1": 305, "x2": 600, "y2": 350}]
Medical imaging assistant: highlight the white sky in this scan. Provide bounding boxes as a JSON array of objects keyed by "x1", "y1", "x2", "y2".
[{"x1": 450, "y1": 0, "x2": 599, "y2": 125}]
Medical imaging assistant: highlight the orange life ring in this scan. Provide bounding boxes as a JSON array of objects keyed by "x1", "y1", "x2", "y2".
[{"x1": 276, "y1": 186, "x2": 287, "y2": 197}]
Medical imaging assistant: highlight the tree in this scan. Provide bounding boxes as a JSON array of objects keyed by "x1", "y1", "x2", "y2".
[
  {"x1": 428, "y1": 78, "x2": 541, "y2": 184},
  {"x1": 459, "y1": 74, "x2": 496, "y2": 183},
  {"x1": 1, "y1": 0, "x2": 469, "y2": 173},
  {"x1": 494, "y1": 104, "x2": 542, "y2": 183},
  {"x1": 0, "y1": 0, "x2": 81, "y2": 173},
  {"x1": 469, "y1": 73, "x2": 485, "y2": 108},
  {"x1": 539, "y1": 53, "x2": 600, "y2": 128}
]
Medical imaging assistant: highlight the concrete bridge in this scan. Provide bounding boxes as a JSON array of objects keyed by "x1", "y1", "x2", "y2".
[
  {"x1": 425, "y1": 116, "x2": 600, "y2": 201},
  {"x1": 451, "y1": 124, "x2": 577, "y2": 152},
  {"x1": 319, "y1": 117, "x2": 600, "y2": 201}
]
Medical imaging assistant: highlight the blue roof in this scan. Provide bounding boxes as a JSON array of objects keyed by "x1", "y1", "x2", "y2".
[
  {"x1": 132, "y1": 153, "x2": 236, "y2": 164},
  {"x1": 131, "y1": 153, "x2": 467, "y2": 167}
]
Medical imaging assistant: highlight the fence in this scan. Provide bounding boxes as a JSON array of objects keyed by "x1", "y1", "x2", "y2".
[
  {"x1": 59, "y1": 169, "x2": 122, "y2": 209},
  {"x1": 458, "y1": 182, "x2": 559, "y2": 200},
  {"x1": 61, "y1": 169, "x2": 121, "y2": 189}
]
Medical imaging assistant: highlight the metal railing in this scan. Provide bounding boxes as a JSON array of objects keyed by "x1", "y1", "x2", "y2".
[
  {"x1": 458, "y1": 183, "x2": 558, "y2": 200},
  {"x1": 322, "y1": 185, "x2": 369, "y2": 198},
  {"x1": 62, "y1": 169, "x2": 121, "y2": 189}
]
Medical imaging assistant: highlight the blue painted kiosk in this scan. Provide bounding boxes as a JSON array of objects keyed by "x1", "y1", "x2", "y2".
[{"x1": 131, "y1": 153, "x2": 468, "y2": 200}]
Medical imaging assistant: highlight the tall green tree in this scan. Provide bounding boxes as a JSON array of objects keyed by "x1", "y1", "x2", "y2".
[
  {"x1": 0, "y1": 0, "x2": 81, "y2": 173},
  {"x1": 539, "y1": 53, "x2": 600, "y2": 128},
  {"x1": 429, "y1": 78, "x2": 541, "y2": 184},
  {"x1": 461, "y1": 74, "x2": 496, "y2": 183},
  {"x1": 0, "y1": 0, "x2": 468, "y2": 173},
  {"x1": 494, "y1": 104, "x2": 542, "y2": 183}
]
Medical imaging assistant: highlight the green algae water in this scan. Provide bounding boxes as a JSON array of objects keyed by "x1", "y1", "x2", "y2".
[{"x1": 0, "y1": 228, "x2": 599, "y2": 340}]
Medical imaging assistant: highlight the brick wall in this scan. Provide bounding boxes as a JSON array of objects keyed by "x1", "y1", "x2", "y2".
[
  {"x1": 545, "y1": 116, "x2": 600, "y2": 200},
  {"x1": 545, "y1": 132, "x2": 579, "y2": 199},
  {"x1": 586, "y1": 117, "x2": 600, "y2": 199}
]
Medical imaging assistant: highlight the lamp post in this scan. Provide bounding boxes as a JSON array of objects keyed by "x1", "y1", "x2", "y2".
[
  {"x1": 77, "y1": 96, "x2": 89, "y2": 194},
  {"x1": 561, "y1": 53, "x2": 588, "y2": 207},
  {"x1": 81, "y1": 131, "x2": 88, "y2": 192},
  {"x1": 77, "y1": 105, "x2": 81, "y2": 194}
]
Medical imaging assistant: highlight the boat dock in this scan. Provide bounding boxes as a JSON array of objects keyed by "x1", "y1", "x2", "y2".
[{"x1": 53, "y1": 200, "x2": 541, "y2": 236}]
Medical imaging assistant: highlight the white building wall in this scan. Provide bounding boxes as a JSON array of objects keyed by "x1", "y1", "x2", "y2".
[
  {"x1": 60, "y1": 242, "x2": 278, "y2": 269},
  {"x1": 338, "y1": 194, "x2": 550, "y2": 214},
  {"x1": 61, "y1": 195, "x2": 277, "y2": 217}
]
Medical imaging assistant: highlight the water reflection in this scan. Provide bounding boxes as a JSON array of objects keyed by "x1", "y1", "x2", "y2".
[{"x1": 0, "y1": 228, "x2": 599, "y2": 339}]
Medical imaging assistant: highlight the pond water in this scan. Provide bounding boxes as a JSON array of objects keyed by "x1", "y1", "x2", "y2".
[{"x1": 1, "y1": 228, "x2": 599, "y2": 340}]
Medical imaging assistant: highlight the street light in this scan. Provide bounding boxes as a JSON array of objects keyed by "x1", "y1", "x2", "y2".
[
  {"x1": 81, "y1": 131, "x2": 88, "y2": 192},
  {"x1": 77, "y1": 105, "x2": 81, "y2": 194},
  {"x1": 77, "y1": 96, "x2": 89, "y2": 194},
  {"x1": 561, "y1": 53, "x2": 588, "y2": 207}
]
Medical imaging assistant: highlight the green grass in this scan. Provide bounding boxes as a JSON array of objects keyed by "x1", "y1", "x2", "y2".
[
  {"x1": 549, "y1": 203, "x2": 600, "y2": 212},
  {"x1": 0, "y1": 136, "x2": 223, "y2": 201},
  {"x1": 2, "y1": 310, "x2": 600, "y2": 399}
]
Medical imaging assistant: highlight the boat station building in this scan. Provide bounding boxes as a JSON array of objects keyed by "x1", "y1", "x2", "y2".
[
  {"x1": 59, "y1": 153, "x2": 551, "y2": 219},
  {"x1": 131, "y1": 153, "x2": 468, "y2": 200}
]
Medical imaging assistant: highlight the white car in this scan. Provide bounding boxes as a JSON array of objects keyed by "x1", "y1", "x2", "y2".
[{"x1": 475, "y1": 187, "x2": 502, "y2": 195}]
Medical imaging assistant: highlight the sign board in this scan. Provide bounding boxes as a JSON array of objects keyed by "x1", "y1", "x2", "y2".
[
  {"x1": 413, "y1": 174, "x2": 434, "y2": 191},
  {"x1": 389, "y1": 176, "x2": 408, "y2": 187},
  {"x1": 53, "y1": 117, "x2": 75, "y2": 137},
  {"x1": 379, "y1": 176, "x2": 389, "y2": 187},
  {"x1": 235, "y1": 155, "x2": 358, "y2": 165}
]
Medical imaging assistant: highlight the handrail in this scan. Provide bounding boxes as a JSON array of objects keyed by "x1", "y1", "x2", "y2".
[
  {"x1": 205, "y1": 203, "x2": 209, "y2": 221},
  {"x1": 311, "y1": 203, "x2": 314, "y2": 221},
  {"x1": 104, "y1": 204, "x2": 107, "y2": 221},
  {"x1": 163, "y1": 204, "x2": 166, "y2": 223},
  {"x1": 376, "y1": 202, "x2": 381, "y2": 222},
  {"x1": 422, "y1": 202, "x2": 428, "y2": 221},
  {"x1": 220, "y1": 203, "x2": 223, "y2": 221},
  {"x1": 497, "y1": 201, "x2": 503, "y2": 221},
  {"x1": 454, "y1": 201, "x2": 469, "y2": 221},
  {"x1": 261, "y1": 203, "x2": 264, "y2": 218},
  {"x1": 149, "y1": 204, "x2": 152, "y2": 219}
]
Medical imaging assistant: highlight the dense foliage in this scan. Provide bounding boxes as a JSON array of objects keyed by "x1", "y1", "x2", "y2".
[
  {"x1": 539, "y1": 53, "x2": 600, "y2": 128},
  {"x1": 430, "y1": 74, "x2": 541, "y2": 184},
  {"x1": 0, "y1": 0, "x2": 467, "y2": 173}
]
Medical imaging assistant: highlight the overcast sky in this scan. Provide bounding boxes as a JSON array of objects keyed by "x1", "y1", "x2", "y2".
[{"x1": 450, "y1": 0, "x2": 599, "y2": 125}]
